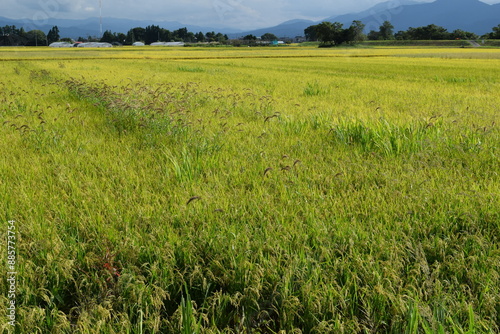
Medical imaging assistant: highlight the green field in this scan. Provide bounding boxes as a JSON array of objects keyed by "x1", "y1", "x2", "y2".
[{"x1": 1, "y1": 46, "x2": 499, "y2": 333}]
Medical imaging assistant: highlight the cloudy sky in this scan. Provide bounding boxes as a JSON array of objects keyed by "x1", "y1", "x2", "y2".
[{"x1": 3, "y1": 0, "x2": 500, "y2": 30}]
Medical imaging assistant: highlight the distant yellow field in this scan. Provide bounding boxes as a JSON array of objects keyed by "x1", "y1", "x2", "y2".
[{"x1": 1, "y1": 45, "x2": 500, "y2": 61}]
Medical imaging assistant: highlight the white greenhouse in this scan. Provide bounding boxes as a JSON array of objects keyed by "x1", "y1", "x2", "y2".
[
  {"x1": 150, "y1": 42, "x2": 185, "y2": 46},
  {"x1": 76, "y1": 42, "x2": 113, "y2": 48},
  {"x1": 49, "y1": 42, "x2": 73, "y2": 48}
]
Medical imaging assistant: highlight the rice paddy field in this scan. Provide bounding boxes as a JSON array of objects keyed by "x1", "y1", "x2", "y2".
[{"x1": 0, "y1": 45, "x2": 499, "y2": 333}]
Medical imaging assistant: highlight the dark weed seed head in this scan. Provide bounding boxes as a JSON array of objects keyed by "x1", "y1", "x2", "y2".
[
  {"x1": 186, "y1": 196, "x2": 201, "y2": 205},
  {"x1": 264, "y1": 167, "x2": 273, "y2": 176}
]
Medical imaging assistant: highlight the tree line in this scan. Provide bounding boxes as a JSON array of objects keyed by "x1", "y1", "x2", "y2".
[
  {"x1": 102, "y1": 26, "x2": 229, "y2": 45},
  {"x1": 304, "y1": 21, "x2": 366, "y2": 46},
  {"x1": 2, "y1": 21, "x2": 500, "y2": 47},
  {"x1": 0, "y1": 24, "x2": 229, "y2": 46},
  {"x1": 0, "y1": 25, "x2": 62, "y2": 46},
  {"x1": 98, "y1": 28, "x2": 283, "y2": 45},
  {"x1": 367, "y1": 21, "x2": 481, "y2": 40},
  {"x1": 305, "y1": 20, "x2": 500, "y2": 45},
  {"x1": 0, "y1": 23, "x2": 281, "y2": 47}
]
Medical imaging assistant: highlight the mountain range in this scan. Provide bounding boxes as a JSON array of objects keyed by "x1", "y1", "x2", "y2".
[
  {"x1": 231, "y1": 0, "x2": 500, "y2": 38},
  {"x1": 0, "y1": 16, "x2": 242, "y2": 40},
  {"x1": 1, "y1": 0, "x2": 499, "y2": 39}
]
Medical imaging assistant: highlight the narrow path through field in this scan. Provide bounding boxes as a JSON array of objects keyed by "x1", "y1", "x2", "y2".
[{"x1": 468, "y1": 40, "x2": 481, "y2": 47}]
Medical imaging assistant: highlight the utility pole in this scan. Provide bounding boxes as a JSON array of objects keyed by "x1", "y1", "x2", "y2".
[{"x1": 99, "y1": 0, "x2": 103, "y2": 38}]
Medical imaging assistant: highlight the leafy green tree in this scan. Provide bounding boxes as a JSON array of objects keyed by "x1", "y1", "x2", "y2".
[
  {"x1": 144, "y1": 25, "x2": 161, "y2": 44},
  {"x1": 394, "y1": 30, "x2": 409, "y2": 40},
  {"x1": 425, "y1": 24, "x2": 449, "y2": 39},
  {"x1": 1, "y1": 25, "x2": 16, "y2": 45},
  {"x1": 406, "y1": 24, "x2": 449, "y2": 40},
  {"x1": 26, "y1": 30, "x2": 46, "y2": 46},
  {"x1": 304, "y1": 25, "x2": 318, "y2": 41},
  {"x1": 116, "y1": 33, "x2": 126, "y2": 44},
  {"x1": 216, "y1": 33, "x2": 228, "y2": 43},
  {"x1": 368, "y1": 21, "x2": 394, "y2": 40},
  {"x1": 315, "y1": 22, "x2": 334, "y2": 45},
  {"x1": 205, "y1": 31, "x2": 216, "y2": 42},
  {"x1": 0, "y1": 25, "x2": 16, "y2": 35},
  {"x1": 450, "y1": 29, "x2": 477, "y2": 40},
  {"x1": 347, "y1": 20, "x2": 366, "y2": 43},
  {"x1": 125, "y1": 30, "x2": 135, "y2": 45},
  {"x1": 47, "y1": 26, "x2": 60, "y2": 44},
  {"x1": 305, "y1": 21, "x2": 364, "y2": 45},
  {"x1": 195, "y1": 32, "x2": 206, "y2": 42},
  {"x1": 185, "y1": 32, "x2": 196, "y2": 43},
  {"x1": 406, "y1": 27, "x2": 422, "y2": 40},
  {"x1": 487, "y1": 24, "x2": 500, "y2": 39},
  {"x1": 367, "y1": 30, "x2": 380, "y2": 40},
  {"x1": 243, "y1": 34, "x2": 257, "y2": 40},
  {"x1": 379, "y1": 21, "x2": 394, "y2": 40},
  {"x1": 241, "y1": 34, "x2": 257, "y2": 46},
  {"x1": 314, "y1": 21, "x2": 344, "y2": 46},
  {"x1": 100, "y1": 30, "x2": 115, "y2": 43},
  {"x1": 494, "y1": 24, "x2": 500, "y2": 38},
  {"x1": 173, "y1": 27, "x2": 189, "y2": 41},
  {"x1": 131, "y1": 27, "x2": 145, "y2": 42},
  {"x1": 18, "y1": 27, "x2": 28, "y2": 43},
  {"x1": 261, "y1": 33, "x2": 278, "y2": 41},
  {"x1": 161, "y1": 29, "x2": 173, "y2": 42},
  {"x1": 0, "y1": 26, "x2": 29, "y2": 46}
]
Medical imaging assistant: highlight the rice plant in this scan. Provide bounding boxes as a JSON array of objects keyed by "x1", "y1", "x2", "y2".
[{"x1": 0, "y1": 45, "x2": 499, "y2": 333}]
